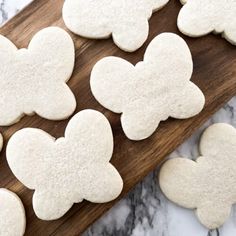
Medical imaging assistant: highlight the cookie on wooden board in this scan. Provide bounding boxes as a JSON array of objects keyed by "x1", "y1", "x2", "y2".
[
  {"x1": 159, "y1": 123, "x2": 236, "y2": 229},
  {"x1": 0, "y1": 188, "x2": 26, "y2": 236},
  {"x1": 6, "y1": 110, "x2": 123, "y2": 220},
  {"x1": 178, "y1": 0, "x2": 236, "y2": 45},
  {"x1": 90, "y1": 33, "x2": 205, "y2": 141},
  {"x1": 0, "y1": 26, "x2": 76, "y2": 126},
  {"x1": 63, "y1": 0, "x2": 169, "y2": 52}
]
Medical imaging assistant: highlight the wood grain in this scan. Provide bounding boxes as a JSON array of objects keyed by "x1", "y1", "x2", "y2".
[{"x1": 0, "y1": 0, "x2": 236, "y2": 235}]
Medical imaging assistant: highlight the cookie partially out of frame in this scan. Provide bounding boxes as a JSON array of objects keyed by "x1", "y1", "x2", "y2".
[
  {"x1": 178, "y1": 0, "x2": 236, "y2": 45},
  {"x1": 63, "y1": 0, "x2": 169, "y2": 52},
  {"x1": 0, "y1": 27, "x2": 76, "y2": 126},
  {"x1": 159, "y1": 123, "x2": 236, "y2": 229},
  {"x1": 0, "y1": 189, "x2": 26, "y2": 236}
]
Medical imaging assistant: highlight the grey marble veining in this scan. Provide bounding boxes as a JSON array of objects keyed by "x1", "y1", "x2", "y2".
[
  {"x1": 0, "y1": 0, "x2": 32, "y2": 25},
  {"x1": 1, "y1": 1, "x2": 236, "y2": 236}
]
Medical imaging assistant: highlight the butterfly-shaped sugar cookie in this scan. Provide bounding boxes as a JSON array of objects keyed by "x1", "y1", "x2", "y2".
[
  {"x1": 90, "y1": 33, "x2": 205, "y2": 141},
  {"x1": 0, "y1": 27, "x2": 76, "y2": 126},
  {"x1": 6, "y1": 110, "x2": 123, "y2": 220},
  {"x1": 159, "y1": 123, "x2": 236, "y2": 229},
  {"x1": 63, "y1": 0, "x2": 169, "y2": 52},
  {"x1": 178, "y1": 0, "x2": 236, "y2": 45}
]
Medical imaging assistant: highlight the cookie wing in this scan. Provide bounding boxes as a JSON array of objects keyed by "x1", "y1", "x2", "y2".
[
  {"x1": 144, "y1": 33, "x2": 193, "y2": 83},
  {"x1": 112, "y1": 17, "x2": 150, "y2": 52},
  {"x1": 6, "y1": 128, "x2": 54, "y2": 189},
  {"x1": 33, "y1": 189, "x2": 74, "y2": 220},
  {"x1": 121, "y1": 103, "x2": 163, "y2": 140},
  {"x1": 177, "y1": 0, "x2": 215, "y2": 37},
  {"x1": 196, "y1": 202, "x2": 232, "y2": 230},
  {"x1": 28, "y1": 27, "x2": 75, "y2": 83},
  {"x1": 79, "y1": 163, "x2": 123, "y2": 203},
  {"x1": 63, "y1": 0, "x2": 111, "y2": 39},
  {"x1": 91, "y1": 57, "x2": 134, "y2": 114},
  {"x1": 169, "y1": 81, "x2": 205, "y2": 119},
  {"x1": 199, "y1": 123, "x2": 236, "y2": 161},
  {"x1": 34, "y1": 82, "x2": 76, "y2": 121},
  {"x1": 159, "y1": 158, "x2": 198, "y2": 209}
]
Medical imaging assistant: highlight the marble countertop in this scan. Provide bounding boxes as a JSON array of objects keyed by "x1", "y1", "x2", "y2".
[{"x1": 1, "y1": 1, "x2": 236, "y2": 236}]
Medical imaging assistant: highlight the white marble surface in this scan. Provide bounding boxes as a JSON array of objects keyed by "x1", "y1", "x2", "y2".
[{"x1": 1, "y1": 1, "x2": 236, "y2": 236}]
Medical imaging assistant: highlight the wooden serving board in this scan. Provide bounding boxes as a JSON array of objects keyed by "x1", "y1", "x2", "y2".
[{"x1": 0, "y1": 0, "x2": 236, "y2": 235}]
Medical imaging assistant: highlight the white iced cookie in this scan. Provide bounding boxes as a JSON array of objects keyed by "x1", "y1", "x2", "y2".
[
  {"x1": 178, "y1": 0, "x2": 236, "y2": 45},
  {"x1": 90, "y1": 33, "x2": 205, "y2": 141},
  {"x1": 159, "y1": 123, "x2": 236, "y2": 229},
  {"x1": 7, "y1": 109, "x2": 123, "y2": 220},
  {"x1": 0, "y1": 133, "x2": 3, "y2": 152},
  {"x1": 0, "y1": 188, "x2": 26, "y2": 236},
  {"x1": 62, "y1": 0, "x2": 169, "y2": 52},
  {"x1": 0, "y1": 26, "x2": 76, "y2": 126}
]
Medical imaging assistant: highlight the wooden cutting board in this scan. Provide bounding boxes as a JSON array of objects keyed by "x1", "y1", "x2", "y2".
[{"x1": 0, "y1": 0, "x2": 236, "y2": 235}]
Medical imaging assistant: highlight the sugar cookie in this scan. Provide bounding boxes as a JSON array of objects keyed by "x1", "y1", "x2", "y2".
[
  {"x1": 7, "y1": 110, "x2": 123, "y2": 220},
  {"x1": 63, "y1": 0, "x2": 169, "y2": 52},
  {"x1": 178, "y1": 0, "x2": 236, "y2": 45},
  {"x1": 159, "y1": 123, "x2": 236, "y2": 229},
  {"x1": 0, "y1": 27, "x2": 76, "y2": 126},
  {"x1": 90, "y1": 33, "x2": 205, "y2": 140},
  {"x1": 0, "y1": 189, "x2": 26, "y2": 236}
]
